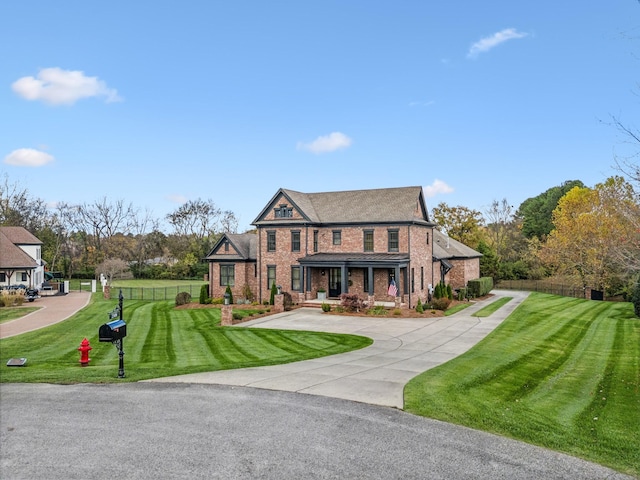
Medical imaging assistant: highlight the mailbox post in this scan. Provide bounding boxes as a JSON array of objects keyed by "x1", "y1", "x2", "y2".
[{"x1": 99, "y1": 289, "x2": 127, "y2": 378}]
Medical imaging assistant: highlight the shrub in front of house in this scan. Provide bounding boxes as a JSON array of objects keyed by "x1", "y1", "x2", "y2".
[
  {"x1": 175, "y1": 291, "x2": 191, "y2": 306},
  {"x1": 269, "y1": 283, "x2": 277, "y2": 305},
  {"x1": 339, "y1": 293, "x2": 366, "y2": 312},
  {"x1": 416, "y1": 298, "x2": 424, "y2": 313},
  {"x1": 232, "y1": 312, "x2": 243, "y2": 321},
  {"x1": 467, "y1": 277, "x2": 494, "y2": 297},
  {"x1": 225, "y1": 285, "x2": 234, "y2": 304},
  {"x1": 199, "y1": 284, "x2": 209, "y2": 304},
  {"x1": 367, "y1": 305, "x2": 387, "y2": 316},
  {"x1": 431, "y1": 297, "x2": 451, "y2": 311},
  {"x1": 321, "y1": 302, "x2": 331, "y2": 312}
]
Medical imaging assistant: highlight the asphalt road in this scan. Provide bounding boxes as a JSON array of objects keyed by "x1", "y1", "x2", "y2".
[{"x1": 0, "y1": 383, "x2": 632, "y2": 480}]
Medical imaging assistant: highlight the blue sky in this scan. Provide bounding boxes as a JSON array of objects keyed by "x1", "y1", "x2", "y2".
[{"x1": 1, "y1": 1, "x2": 638, "y2": 232}]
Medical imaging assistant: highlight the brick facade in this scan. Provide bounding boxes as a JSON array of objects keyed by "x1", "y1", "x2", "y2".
[{"x1": 206, "y1": 187, "x2": 480, "y2": 309}]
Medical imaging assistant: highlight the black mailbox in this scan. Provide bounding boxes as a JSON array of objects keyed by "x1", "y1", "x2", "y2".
[{"x1": 99, "y1": 319, "x2": 127, "y2": 342}]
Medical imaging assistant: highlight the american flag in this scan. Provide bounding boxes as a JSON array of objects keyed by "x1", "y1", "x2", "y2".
[{"x1": 387, "y1": 279, "x2": 398, "y2": 297}]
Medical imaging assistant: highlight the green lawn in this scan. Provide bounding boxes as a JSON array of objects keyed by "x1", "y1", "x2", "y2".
[
  {"x1": 404, "y1": 293, "x2": 640, "y2": 477},
  {"x1": 471, "y1": 296, "x2": 512, "y2": 317},
  {"x1": 0, "y1": 295, "x2": 371, "y2": 383},
  {"x1": 0, "y1": 306, "x2": 40, "y2": 324}
]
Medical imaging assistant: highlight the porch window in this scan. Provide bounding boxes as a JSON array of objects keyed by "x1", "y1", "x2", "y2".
[
  {"x1": 363, "y1": 230, "x2": 374, "y2": 252},
  {"x1": 332, "y1": 230, "x2": 341, "y2": 245},
  {"x1": 388, "y1": 229, "x2": 399, "y2": 252},
  {"x1": 267, "y1": 231, "x2": 276, "y2": 252},
  {"x1": 291, "y1": 266, "x2": 301, "y2": 291},
  {"x1": 220, "y1": 265, "x2": 235, "y2": 286},
  {"x1": 267, "y1": 265, "x2": 276, "y2": 289},
  {"x1": 291, "y1": 230, "x2": 301, "y2": 252},
  {"x1": 0, "y1": 273, "x2": 5, "y2": 282}
]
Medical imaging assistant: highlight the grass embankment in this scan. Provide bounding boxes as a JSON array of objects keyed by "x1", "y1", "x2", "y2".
[
  {"x1": 0, "y1": 295, "x2": 371, "y2": 383},
  {"x1": 0, "y1": 307, "x2": 40, "y2": 324},
  {"x1": 405, "y1": 293, "x2": 640, "y2": 476}
]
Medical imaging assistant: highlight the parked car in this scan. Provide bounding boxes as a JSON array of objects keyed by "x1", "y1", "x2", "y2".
[{"x1": 25, "y1": 288, "x2": 39, "y2": 302}]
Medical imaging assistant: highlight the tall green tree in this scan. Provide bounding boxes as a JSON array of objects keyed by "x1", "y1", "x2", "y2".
[
  {"x1": 431, "y1": 202, "x2": 484, "y2": 248},
  {"x1": 539, "y1": 178, "x2": 636, "y2": 294},
  {"x1": 518, "y1": 180, "x2": 585, "y2": 239}
]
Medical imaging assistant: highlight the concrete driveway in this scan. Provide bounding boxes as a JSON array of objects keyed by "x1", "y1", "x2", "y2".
[{"x1": 149, "y1": 290, "x2": 530, "y2": 408}]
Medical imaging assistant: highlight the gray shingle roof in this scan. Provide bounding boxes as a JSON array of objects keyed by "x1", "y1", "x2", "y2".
[
  {"x1": 0, "y1": 228, "x2": 41, "y2": 269},
  {"x1": 432, "y1": 229, "x2": 482, "y2": 260},
  {"x1": 254, "y1": 186, "x2": 432, "y2": 225},
  {"x1": 204, "y1": 233, "x2": 257, "y2": 261}
]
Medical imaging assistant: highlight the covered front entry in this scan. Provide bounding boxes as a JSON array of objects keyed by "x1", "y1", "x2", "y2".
[
  {"x1": 328, "y1": 268, "x2": 341, "y2": 297},
  {"x1": 298, "y1": 253, "x2": 410, "y2": 301}
]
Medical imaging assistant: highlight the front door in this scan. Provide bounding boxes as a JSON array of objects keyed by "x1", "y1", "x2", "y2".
[{"x1": 329, "y1": 268, "x2": 341, "y2": 298}]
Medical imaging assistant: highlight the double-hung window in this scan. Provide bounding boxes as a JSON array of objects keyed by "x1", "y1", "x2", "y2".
[
  {"x1": 291, "y1": 266, "x2": 301, "y2": 291},
  {"x1": 363, "y1": 230, "x2": 374, "y2": 252},
  {"x1": 267, "y1": 231, "x2": 276, "y2": 252},
  {"x1": 291, "y1": 231, "x2": 301, "y2": 252},
  {"x1": 332, "y1": 230, "x2": 342, "y2": 245},
  {"x1": 267, "y1": 265, "x2": 276, "y2": 289},
  {"x1": 313, "y1": 230, "x2": 318, "y2": 253},
  {"x1": 220, "y1": 265, "x2": 235, "y2": 286},
  {"x1": 388, "y1": 229, "x2": 399, "y2": 252}
]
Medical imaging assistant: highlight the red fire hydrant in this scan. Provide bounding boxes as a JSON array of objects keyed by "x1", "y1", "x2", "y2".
[{"x1": 78, "y1": 338, "x2": 92, "y2": 366}]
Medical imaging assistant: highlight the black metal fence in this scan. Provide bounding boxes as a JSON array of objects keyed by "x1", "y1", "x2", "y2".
[
  {"x1": 109, "y1": 284, "x2": 205, "y2": 301},
  {"x1": 496, "y1": 280, "x2": 591, "y2": 299}
]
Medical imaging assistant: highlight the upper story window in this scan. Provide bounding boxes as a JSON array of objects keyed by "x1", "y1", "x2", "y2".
[
  {"x1": 313, "y1": 230, "x2": 318, "y2": 253},
  {"x1": 291, "y1": 230, "x2": 301, "y2": 252},
  {"x1": 332, "y1": 230, "x2": 342, "y2": 245},
  {"x1": 224, "y1": 241, "x2": 229, "y2": 252},
  {"x1": 267, "y1": 231, "x2": 276, "y2": 252},
  {"x1": 388, "y1": 229, "x2": 399, "y2": 252},
  {"x1": 363, "y1": 230, "x2": 374, "y2": 252},
  {"x1": 426, "y1": 232, "x2": 429, "y2": 245},
  {"x1": 274, "y1": 204, "x2": 293, "y2": 218}
]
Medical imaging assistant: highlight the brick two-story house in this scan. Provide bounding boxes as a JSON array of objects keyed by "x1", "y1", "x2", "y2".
[{"x1": 206, "y1": 186, "x2": 481, "y2": 308}]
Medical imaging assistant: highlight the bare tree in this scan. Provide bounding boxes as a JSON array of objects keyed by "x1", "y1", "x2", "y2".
[
  {"x1": 220, "y1": 210, "x2": 239, "y2": 234},
  {"x1": 484, "y1": 199, "x2": 515, "y2": 262},
  {"x1": 166, "y1": 198, "x2": 221, "y2": 239},
  {"x1": 97, "y1": 258, "x2": 129, "y2": 285},
  {"x1": 0, "y1": 173, "x2": 49, "y2": 232}
]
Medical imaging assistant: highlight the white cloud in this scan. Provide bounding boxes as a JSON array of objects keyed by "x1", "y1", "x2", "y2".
[
  {"x1": 11, "y1": 67, "x2": 122, "y2": 105},
  {"x1": 467, "y1": 28, "x2": 528, "y2": 59},
  {"x1": 166, "y1": 194, "x2": 188, "y2": 204},
  {"x1": 4, "y1": 148, "x2": 54, "y2": 167},
  {"x1": 424, "y1": 179, "x2": 454, "y2": 197},
  {"x1": 297, "y1": 132, "x2": 353, "y2": 154}
]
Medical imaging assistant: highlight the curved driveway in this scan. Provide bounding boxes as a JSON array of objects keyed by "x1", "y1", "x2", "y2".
[{"x1": 149, "y1": 290, "x2": 530, "y2": 408}]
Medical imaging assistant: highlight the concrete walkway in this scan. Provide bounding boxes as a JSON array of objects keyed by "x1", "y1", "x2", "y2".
[
  {"x1": 0, "y1": 291, "x2": 92, "y2": 339},
  {"x1": 149, "y1": 289, "x2": 530, "y2": 408}
]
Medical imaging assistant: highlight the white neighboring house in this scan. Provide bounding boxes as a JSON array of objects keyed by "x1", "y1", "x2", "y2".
[{"x1": 0, "y1": 226, "x2": 45, "y2": 289}]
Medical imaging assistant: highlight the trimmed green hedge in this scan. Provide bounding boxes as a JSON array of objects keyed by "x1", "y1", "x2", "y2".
[{"x1": 467, "y1": 277, "x2": 493, "y2": 297}]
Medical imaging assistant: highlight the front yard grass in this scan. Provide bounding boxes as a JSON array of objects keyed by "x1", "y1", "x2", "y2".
[
  {"x1": 404, "y1": 292, "x2": 640, "y2": 477},
  {"x1": 0, "y1": 307, "x2": 40, "y2": 324},
  {"x1": 0, "y1": 295, "x2": 371, "y2": 384}
]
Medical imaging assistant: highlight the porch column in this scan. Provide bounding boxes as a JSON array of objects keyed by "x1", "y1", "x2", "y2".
[
  {"x1": 395, "y1": 266, "x2": 401, "y2": 293},
  {"x1": 341, "y1": 265, "x2": 348, "y2": 294},
  {"x1": 367, "y1": 266, "x2": 374, "y2": 295},
  {"x1": 305, "y1": 267, "x2": 311, "y2": 292}
]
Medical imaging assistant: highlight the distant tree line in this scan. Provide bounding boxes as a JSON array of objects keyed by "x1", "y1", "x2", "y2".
[{"x1": 0, "y1": 173, "x2": 238, "y2": 280}]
